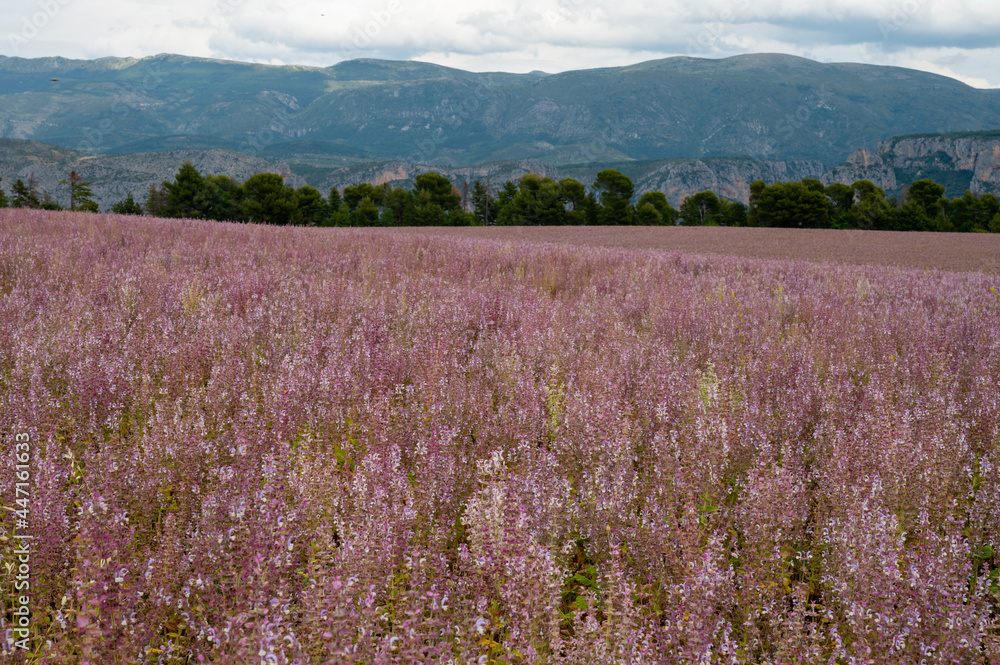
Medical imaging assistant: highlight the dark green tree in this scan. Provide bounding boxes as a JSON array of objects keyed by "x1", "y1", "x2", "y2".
[
  {"x1": 850, "y1": 180, "x2": 893, "y2": 230},
  {"x1": 414, "y1": 172, "x2": 461, "y2": 211},
  {"x1": 383, "y1": 186, "x2": 413, "y2": 226},
  {"x1": 748, "y1": 180, "x2": 766, "y2": 226},
  {"x1": 341, "y1": 183, "x2": 385, "y2": 226},
  {"x1": 900, "y1": 179, "x2": 947, "y2": 230},
  {"x1": 449, "y1": 209, "x2": 477, "y2": 226},
  {"x1": 411, "y1": 172, "x2": 462, "y2": 225},
  {"x1": 110, "y1": 193, "x2": 144, "y2": 215},
  {"x1": 497, "y1": 174, "x2": 567, "y2": 226},
  {"x1": 893, "y1": 203, "x2": 931, "y2": 232},
  {"x1": 637, "y1": 191, "x2": 679, "y2": 225},
  {"x1": 327, "y1": 202, "x2": 352, "y2": 227},
  {"x1": 583, "y1": 191, "x2": 601, "y2": 225},
  {"x1": 497, "y1": 175, "x2": 530, "y2": 226},
  {"x1": 905, "y1": 179, "x2": 946, "y2": 217},
  {"x1": 943, "y1": 190, "x2": 999, "y2": 232},
  {"x1": 293, "y1": 185, "x2": 326, "y2": 226},
  {"x1": 559, "y1": 178, "x2": 586, "y2": 209},
  {"x1": 531, "y1": 175, "x2": 567, "y2": 226},
  {"x1": 164, "y1": 162, "x2": 207, "y2": 218},
  {"x1": 145, "y1": 183, "x2": 170, "y2": 217},
  {"x1": 196, "y1": 175, "x2": 244, "y2": 221},
  {"x1": 980, "y1": 194, "x2": 1000, "y2": 230},
  {"x1": 11, "y1": 178, "x2": 40, "y2": 209},
  {"x1": 409, "y1": 188, "x2": 447, "y2": 226},
  {"x1": 343, "y1": 183, "x2": 383, "y2": 211},
  {"x1": 471, "y1": 181, "x2": 498, "y2": 226},
  {"x1": 328, "y1": 186, "x2": 342, "y2": 210},
  {"x1": 496, "y1": 181, "x2": 518, "y2": 216},
  {"x1": 748, "y1": 180, "x2": 829, "y2": 228},
  {"x1": 241, "y1": 172, "x2": 297, "y2": 225},
  {"x1": 801, "y1": 178, "x2": 826, "y2": 193},
  {"x1": 593, "y1": 169, "x2": 634, "y2": 225},
  {"x1": 721, "y1": 199, "x2": 748, "y2": 227},
  {"x1": 356, "y1": 198, "x2": 381, "y2": 226},
  {"x1": 679, "y1": 191, "x2": 723, "y2": 225},
  {"x1": 61, "y1": 171, "x2": 97, "y2": 211},
  {"x1": 557, "y1": 178, "x2": 589, "y2": 225},
  {"x1": 634, "y1": 202, "x2": 662, "y2": 225},
  {"x1": 825, "y1": 183, "x2": 855, "y2": 228},
  {"x1": 0, "y1": 178, "x2": 7, "y2": 208}
]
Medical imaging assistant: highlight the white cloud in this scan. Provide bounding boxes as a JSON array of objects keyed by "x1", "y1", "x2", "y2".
[{"x1": 1, "y1": 0, "x2": 997, "y2": 87}]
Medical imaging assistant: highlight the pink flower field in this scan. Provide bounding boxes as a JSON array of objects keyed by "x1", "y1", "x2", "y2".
[{"x1": 2, "y1": 209, "x2": 999, "y2": 664}]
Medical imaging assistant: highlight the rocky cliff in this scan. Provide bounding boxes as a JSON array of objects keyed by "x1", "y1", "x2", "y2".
[
  {"x1": 821, "y1": 148, "x2": 897, "y2": 192},
  {"x1": 633, "y1": 158, "x2": 826, "y2": 206},
  {"x1": 815, "y1": 132, "x2": 1000, "y2": 199},
  {"x1": 877, "y1": 132, "x2": 1000, "y2": 196},
  {"x1": 323, "y1": 134, "x2": 1000, "y2": 207}
]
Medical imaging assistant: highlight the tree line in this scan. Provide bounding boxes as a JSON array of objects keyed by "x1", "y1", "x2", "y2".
[
  {"x1": 747, "y1": 177, "x2": 1000, "y2": 233},
  {"x1": 139, "y1": 163, "x2": 676, "y2": 227},
  {"x1": 0, "y1": 172, "x2": 142, "y2": 215},
  {"x1": 3, "y1": 163, "x2": 999, "y2": 233}
]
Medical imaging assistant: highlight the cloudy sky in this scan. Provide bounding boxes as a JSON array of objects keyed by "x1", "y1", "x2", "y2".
[{"x1": 3, "y1": 0, "x2": 999, "y2": 87}]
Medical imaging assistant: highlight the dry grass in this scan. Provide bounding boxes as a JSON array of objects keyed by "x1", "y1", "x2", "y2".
[{"x1": 384, "y1": 226, "x2": 1000, "y2": 273}]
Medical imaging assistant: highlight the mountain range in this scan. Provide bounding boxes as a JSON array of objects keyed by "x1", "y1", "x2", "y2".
[
  {"x1": 2, "y1": 53, "x2": 1000, "y2": 210},
  {"x1": 3, "y1": 52, "x2": 1000, "y2": 167}
]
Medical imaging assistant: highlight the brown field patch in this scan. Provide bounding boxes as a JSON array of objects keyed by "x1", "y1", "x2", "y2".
[{"x1": 382, "y1": 226, "x2": 1000, "y2": 274}]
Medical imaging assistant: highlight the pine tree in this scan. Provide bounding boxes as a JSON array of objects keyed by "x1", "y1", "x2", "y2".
[
  {"x1": 145, "y1": 184, "x2": 170, "y2": 216},
  {"x1": 472, "y1": 180, "x2": 498, "y2": 226},
  {"x1": 164, "y1": 162, "x2": 207, "y2": 218},
  {"x1": 593, "y1": 169, "x2": 634, "y2": 225},
  {"x1": 241, "y1": 172, "x2": 297, "y2": 225},
  {"x1": 111, "y1": 193, "x2": 144, "y2": 215},
  {"x1": 61, "y1": 171, "x2": 97, "y2": 211},
  {"x1": 11, "y1": 178, "x2": 40, "y2": 208}
]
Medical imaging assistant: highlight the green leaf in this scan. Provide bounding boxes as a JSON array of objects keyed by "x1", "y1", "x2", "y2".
[{"x1": 575, "y1": 596, "x2": 588, "y2": 611}]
